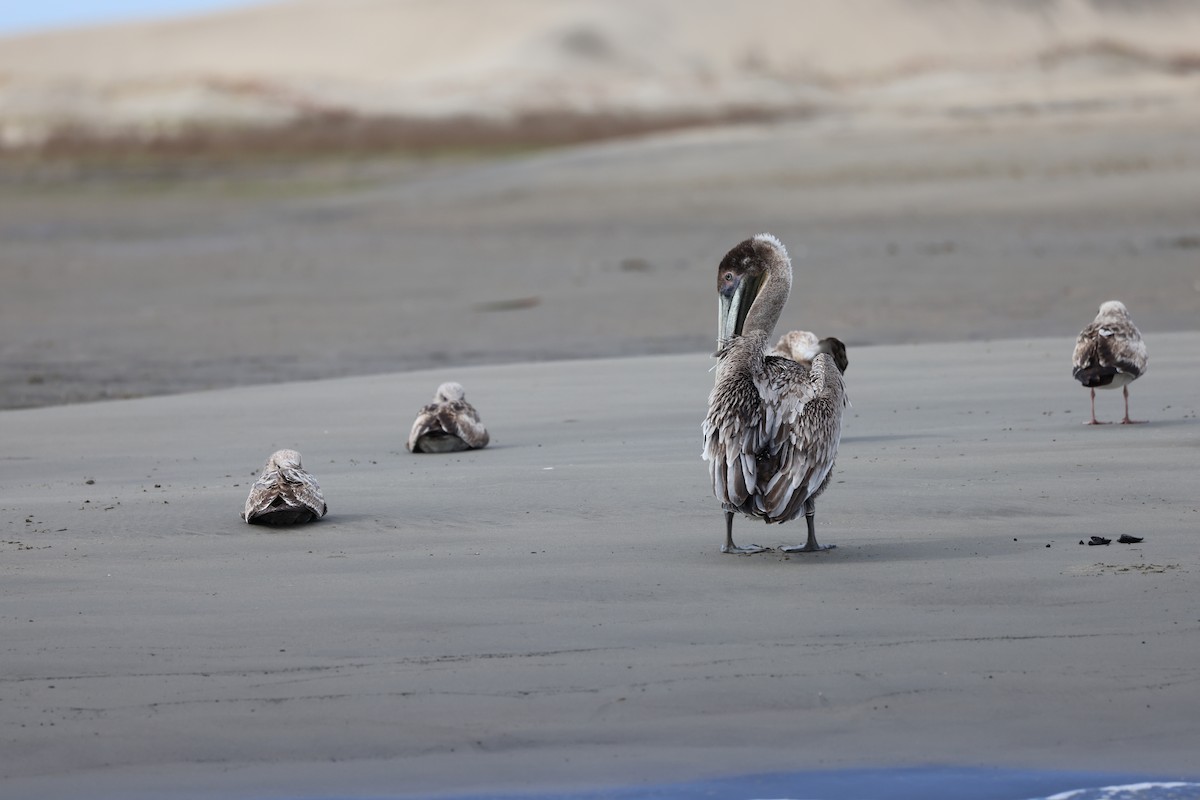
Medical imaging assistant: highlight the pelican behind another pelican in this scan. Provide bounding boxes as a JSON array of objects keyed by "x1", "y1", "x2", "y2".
[
  {"x1": 702, "y1": 234, "x2": 847, "y2": 555},
  {"x1": 772, "y1": 330, "x2": 849, "y2": 374}
]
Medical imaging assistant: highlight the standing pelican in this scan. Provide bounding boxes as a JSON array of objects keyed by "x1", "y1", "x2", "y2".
[
  {"x1": 407, "y1": 382, "x2": 490, "y2": 453},
  {"x1": 1072, "y1": 301, "x2": 1148, "y2": 425},
  {"x1": 772, "y1": 330, "x2": 849, "y2": 374},
  {"x1": 242, "y1": 449, "x2": 327, "y2": 526},
  {"x1": 702, "y1": 234, "x2": 847, "y2": 555}
]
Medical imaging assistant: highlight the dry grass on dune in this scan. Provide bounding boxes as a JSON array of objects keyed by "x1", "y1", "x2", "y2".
[{"x1": 23, "y1": 106, "x2": 798, "y2": 160}]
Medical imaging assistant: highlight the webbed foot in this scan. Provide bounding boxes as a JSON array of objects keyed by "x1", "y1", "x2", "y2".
[
  {"x1": 781, "y1": 543, "x2": 837, "y2": 553},
  {"x1": 721, "y1": 543, "x2": 772, "y2": 555}
]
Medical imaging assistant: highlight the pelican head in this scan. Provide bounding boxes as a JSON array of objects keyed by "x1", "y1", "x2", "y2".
[
  {"x1": 717, "y1": 233, "x2": 793, "y2": 346},
  {"x1": 267, "y1": 449, "x2": 303, "y2": 471},
  {"x1": 817, "y1": 337, "x2": 849, "y2": 375},
  {"x1": 1098, "y1": 300, "x2": 1130, "y2": 319},
  {"x1": 435, "y1": 382, "x2": 466, "y2": 403}
]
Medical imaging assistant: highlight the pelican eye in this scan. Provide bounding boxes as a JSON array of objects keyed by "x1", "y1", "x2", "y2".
[{"x1": 723, "y1": 272, "x2": 733, "y2": 281}]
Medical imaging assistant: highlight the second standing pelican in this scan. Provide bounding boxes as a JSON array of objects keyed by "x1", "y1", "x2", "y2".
[{"x1": 772, "y1": 330, "x2": 849, "y2": 374}]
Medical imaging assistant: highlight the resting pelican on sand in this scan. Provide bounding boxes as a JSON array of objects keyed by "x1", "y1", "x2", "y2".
[
  {"x1": 242, "y1": 449, "x2": 327, "y2": 525},
  {"x1": 407, "y1": 382, "x2": 490, "y2": 453},
  {"x1": 772, "y1": 330, "x2": 849, "y2": 374},
  {"x1": 1072, "y1": 301, "x2": 1148, "y2": 425},
  {"x1": 702, "y1": 234, "x2": 847, "y2": 554}
]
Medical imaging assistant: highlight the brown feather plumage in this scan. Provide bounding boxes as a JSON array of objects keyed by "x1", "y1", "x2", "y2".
[
  {"x1": 1072, "y1": 301, "x2": 1147, "y2": 388},
  {"x1": 1071, "y1": 301, "x2": 1148, "y2": 425},
  {"x1": 407, "y1": 382, "x2": 490, "y2": 453},
  {"x1": 704, "y1": 334, "x2": 845, "y2": 523},
  {"x1": 703, "y1": 234, "x2": 848, "y2": 553},
  {"x1": 242, "y1": 449, "x2": 327, "y2": 526}
]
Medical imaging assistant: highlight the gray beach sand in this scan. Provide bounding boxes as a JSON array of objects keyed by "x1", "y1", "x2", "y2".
[
  {"x1": 3, "y1": 332, "x2": 1199, "y2": 798},
  {"x1": 2, "y1": 45, "x2": 1200, "y2": 795},
  {"x1": 3, "y1": 109, "x2": 1200, "y2": 408}
]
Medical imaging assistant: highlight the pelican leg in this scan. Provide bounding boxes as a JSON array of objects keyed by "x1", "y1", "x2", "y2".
[
  {"x1": 721, "y1": 511, "x2": 770, "y2": 555},
  {"x1": 781, "y1": 501, "x2": 836, "y2": 553},
  {"x1": 1120, "y1": 385, "x2": 1145, "y2": 424},
  {"x1": 1084, "y1": 387, "x2": 1110, "y2": 425}
]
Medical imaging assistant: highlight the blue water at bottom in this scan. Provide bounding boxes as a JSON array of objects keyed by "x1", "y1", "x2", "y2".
[{"x1": 398, "y1": 767, "x2": 1200, "y2": 800}]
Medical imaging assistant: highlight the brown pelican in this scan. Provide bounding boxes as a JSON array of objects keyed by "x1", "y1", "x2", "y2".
[
  {"x1": 407, "y1": 382, "x2": 490, "y2": 453},
  {"x1": 1072, "y1": 301, "x2": 1148, "y2": 425},
  {"x1": 702, "y1": 234, "x2": 847, "y2": 555},
  {"x1": 242, "y1": 449, "x2": 327, "y2": 526},
  {"x1": 772, "y1": 330, "x2": 849, "y2": 374}
]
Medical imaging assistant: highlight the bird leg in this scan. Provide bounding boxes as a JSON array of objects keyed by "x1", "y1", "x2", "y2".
[
  {"x1": 781, "y1": 502, "x2": 836, "y2": 553},
  {"x1": 721, "y1": 511, "x2": 770, "y2": 555},
  {"x1": 1084, "y1": 387, "x2": 1110, "y2": 425},
  {"x1": 1119, "y1": 385, "x2": 1145, "y2": 424}
]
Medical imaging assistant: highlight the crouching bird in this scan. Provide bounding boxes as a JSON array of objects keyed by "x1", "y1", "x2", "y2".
[
  {"x1": 407, "y1": 382, "x2": 490, "y2": 453},
  {"x1": 243, "y1": 449, "x2": 327, "y2": 526}
]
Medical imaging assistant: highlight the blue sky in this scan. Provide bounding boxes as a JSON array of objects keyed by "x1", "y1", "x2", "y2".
[{"x1": 0, "y1": 0, "x2": 262, "y2": 36}]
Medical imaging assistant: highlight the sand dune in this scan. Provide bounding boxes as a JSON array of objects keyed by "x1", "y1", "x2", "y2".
[{"x1": 3, "y1": 0, "x2": 1200, "y2": 147}]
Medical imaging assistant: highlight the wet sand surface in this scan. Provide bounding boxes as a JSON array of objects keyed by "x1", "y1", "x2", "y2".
[
  {"x1": 2, "y1": 332, "x2": 1198, "y2": 799},
  {"x1": 3, "y1": 48, "x2": 1200, "y2": 796},
  {"x1": 3, "y1": 109, "x2": 1199, "y2": 408},
  {"x1": 5, "y1": 3, "x2": 1200, "y2": 797}
]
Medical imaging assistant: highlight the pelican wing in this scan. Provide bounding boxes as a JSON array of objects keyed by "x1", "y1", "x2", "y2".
[
  {"x1": 756, "y1": 355, "x2": 844, "y2": 522},
  {"x1": 406, "y1": 402, "x2": 441, "y2": 452},
  {"x1": 702, "y1": 373, "x2": 763, "y2": 510},
  {"x1": 444, "y1": 401, "x2": 490, "y2": 448}
]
